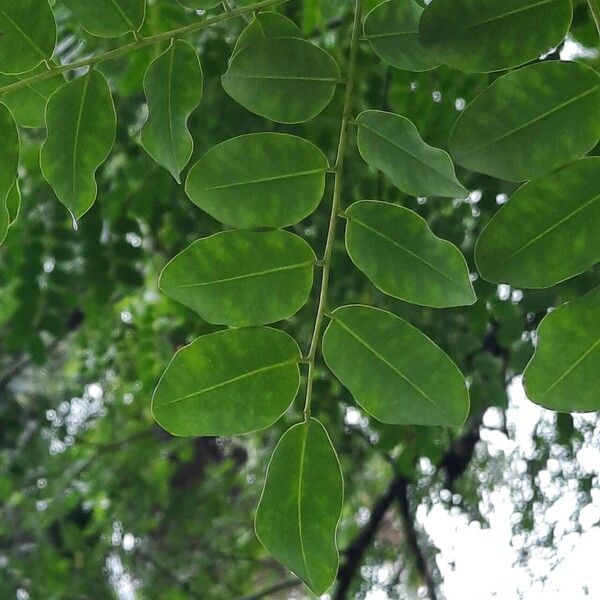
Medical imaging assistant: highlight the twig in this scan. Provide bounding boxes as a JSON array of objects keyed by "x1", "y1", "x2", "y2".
[
  {"x1": 334, "y1": 472, "x2": 404, "y2": 599},
  {"x1": 236, "y1": 578, "x2": 301, "y2": 600},
  {"x1": 0, "y1": 0, "x2": 289, "y2": 95},
  {"x1": 303, "y1": 0, "x2": 362, "y2": 420},
  {"x1": 396, "y1": 478, "x2": 438, "y2": 600}
]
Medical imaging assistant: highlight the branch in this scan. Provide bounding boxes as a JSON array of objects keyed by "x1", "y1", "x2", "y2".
[
  {"x1": 334, "y1": 472, "x2": 405, "y2": 600},
  {"x1": 0, "y1": 0, "x2": 289, "y2": 95},
  {"x1": 236, "y1": 578, "x2": 301, "y2": 600},
  {"x1": 396, "y1": 477, "x2": 438, "y2": 600}
]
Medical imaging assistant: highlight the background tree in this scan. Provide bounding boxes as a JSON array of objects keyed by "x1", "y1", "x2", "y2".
[{"x1": 0, "y1": 0, "x2": 599, "y2": 599}]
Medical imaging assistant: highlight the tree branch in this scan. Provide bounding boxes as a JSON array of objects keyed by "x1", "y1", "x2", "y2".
[
  {"x1": 396, "y1": 477, "x2": 438, "y2": 600},
  {"x1": 334, "y1": 472, "x2": 405, "y2": 600},
  {"x1": 236, "y1": 578, "x2": 301, "y2": 600}
]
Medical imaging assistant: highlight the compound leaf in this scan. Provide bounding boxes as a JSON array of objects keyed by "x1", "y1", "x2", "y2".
[
  {"x1": 222, "y1": 37, "x2": 339, "y2": 123},
  {"x1": 450, "y1": 61, "x2": 600, "y2": 182},
  {"x1": 357, "y1": 110, "x2": 468, "y2": 198},
  {"x1": 40, "y1": 70, "x2": 116, "y2": 219},
  {"x1": 141, "y1": 39, "x2": 203, "y2": 182},
  {"x1": 185, "y1": 132, "x2": 328, "y2": 228},
  {"x1": 63, "y1": 0, "x2": 145, "y2": 38},
  {"x1": 0, "y1": 0, "x2": 56, "y2": 75},
  {"x1": 476, "y1": 157, "x2": 600, "y2": 288},
  {"x1": 255, "y1": 418, "x2": 343, "y2": 595},
  {"x1": 152, "y1": 327, "x2": 300, "y2": 436},
  {"x1": 345, "y1": 201, "x2": 476, "y2": 307},
  {"x1": 363, "y1": 0, "x2": 438, "y2": 72},
  {"x1": 159, "y1": 229, "x2": 316, "y2": 326},
  {"x1": 524, "y1": 286, "x2": 600, "y2": 412},
  {"x1": 322, "y1": 305, "x2": 469, "y2": 427}
]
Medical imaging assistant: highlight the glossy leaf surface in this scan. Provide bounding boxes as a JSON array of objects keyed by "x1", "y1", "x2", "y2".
[
  {"x1": 222, "y1": 37, "x2": 339, "y2": 123},
  {"x1": 63, "y1": 0, "x2": 145, "y2": 38},
  {"x1": 255, "y1": 418, "x2": 343, "y2": 595},
  {"x1": 419, "y1": 0, "x2": 572, "y2": 73},
  {"x1": 185, "y1": 133, "x2": 327, "y2": 228},
  {"x1": 40, "y1": 71, "x2": 116, "y2": 219},
  {"x1": 159, "y1": 230, "x2": 316, "y2": 326},
  {"x1": 524, "y1": 286, "x2": 600, "y2": 412},
  {"x1": 357, "y1": 110, "x2": 468, "y2": 198},
  {"x1": 141, "y1": 40, "x2": 203, "y2": 182},
  {"x1": 476, "y1": 158, "x2": 600, "y2": 288},
  {"x1": 322, "y1": 305, "x2": 469, "y2": 426},
  {"x1": 0, "y1": 0, "x2": 56, "y2": 74},
  {"x1": 363, "y1": 0, "x2": 438, "y2": 72},
  {"x1": 152, "y1": 327, "x2": 300, "y2": 436},
  {"x1": 345, "y1": 201, "x2": 476, "y2": 307},
  {"x1": 450, "y1": 61, "x2": 600, "y2": 182},
  {"x1": 0, "y1": 67, "x2": 65, "y2": 128}
]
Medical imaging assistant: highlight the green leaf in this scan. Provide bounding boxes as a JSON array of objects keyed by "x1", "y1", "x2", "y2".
[
  {"x1": 159, "y1": 229, "x2": 316, "y2": 326},
  {"x1": 0, "y1": 67, "x2": 65, "y2": 128},
  {"x1": 357, "y1": 110, "x2": 468, "y2": 199},
  {"x1": 232, "y1": 11, "x2": 301, "y2": 59},
  {"x1": 450, "y1": 61, "x2": 600, "y2": 182},
  {"x1": 0, "y1": 0, "x2": 56, "y2": 75},
  {"x1": 322, "y1": 305, "x2": 469, "y2": 426},
  {"x1": 255, "y1": 418, "x2": 343, "y2": 595},
  {"x1": 475, "y1": 158, "x2": 600, "y2": 288},
  {"x1": 419, "y1": 0, "x2": 572, "y2": 73},
  {"x1": 185, "y1": 132, "x2": 328, "y2": 228},
  {"x1": 176, "y1": 0, "x2": 221, "y2": 8},
  {"x1": 0, "y1": 102, "x2": 19, "y2": 203},
  {"x1": 524, "y1": 286, "x2": 600, "y2": 412},
  {"x1": 363, "y1": 0, "x2": 438, "y2": 72},
  {"x1": 63, "y1": 0, "x2": 146, "y2": 38},
  {"x1": 40, "y1": 71, "x2": 117, "y2": 220},
  {"x1": 345, "y1": 201, "x2": 476, "y2": 307},
  {"x1": 152, "y1": 327, "x2": 300, "y2": 436},
  {"x1": 222, "y1": 37, "x2": 340, "y2": 123},
  {"x1": 141, "y1": 40, "x2": 203, "y2": 182}
]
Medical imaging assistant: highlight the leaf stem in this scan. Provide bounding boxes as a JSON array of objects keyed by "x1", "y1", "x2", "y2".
[
  {"x1": 303, "y1": 0, "x2": 362, "y2": 421},
  {"x1": 587, "y1": 0, "x2": 600, "y2": 36},
  {"x1": 0, "y1": 0, "x2": 288, "y2": 95}
]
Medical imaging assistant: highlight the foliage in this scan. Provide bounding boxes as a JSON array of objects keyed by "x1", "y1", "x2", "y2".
[{"x1": 0, "y1": 0, "x2": 599, "y2": 598}]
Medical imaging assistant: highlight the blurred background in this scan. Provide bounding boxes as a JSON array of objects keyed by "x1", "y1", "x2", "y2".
[{"x1": 1, "y1": 1, "x2": 599, "y2": 598}]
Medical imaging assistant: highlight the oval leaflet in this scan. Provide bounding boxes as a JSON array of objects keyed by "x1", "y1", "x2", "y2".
[
  {"x1": 322, "y1": 305, "x2": 470, "y2": 427},
  {"x1": 255, "y1": 418, "x2": 343, "y2": 595},
  {"x1": 159, "y1": 229, "x2": 316, "y2": 326},
  {"x1": 524, "y1": 286, "x2": 600, "y2": 413},
  {"x1": 450, "y1": 61, "x2": 600, "y2": 182},
  {"x1": 475, "y1": 158, "x2": 600, "y2": 288},
  {"x1": 345, "y1": 201, "x2": 476, "y2": 307},
  {"x1": 222, "y1": 37, "x2": 340, "y2": 123},
  {"x1": 185, "y1": 132, "x2": 328, "y2": 228},
  {"x1": 152, "y1": 327, "x2": 301, "y2": 437},
  {"x1": 419, "y1": 0, "x2": 572, "y2": 73}
]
